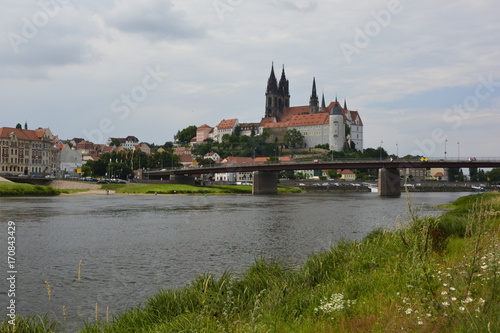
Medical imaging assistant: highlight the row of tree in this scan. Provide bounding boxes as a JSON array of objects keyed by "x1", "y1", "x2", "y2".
[{"x1": 82, "y1": 149, "x2": 180, "y2": 179}]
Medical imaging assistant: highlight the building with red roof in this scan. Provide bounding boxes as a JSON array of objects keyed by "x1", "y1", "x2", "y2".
[{"x1": 0, "y1": 126, "x2": 58, "y2": 175}]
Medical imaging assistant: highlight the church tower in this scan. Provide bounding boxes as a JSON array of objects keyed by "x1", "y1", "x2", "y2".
[
  {"x1": 265, "y1": 63, "x2": 289, "y2": 119},
  {"x1": 309, "y1": 78, "x2": 319, "y2": 114},
  {"x1": 329, "y1": 99, "x2": 345, "y2": 152}
]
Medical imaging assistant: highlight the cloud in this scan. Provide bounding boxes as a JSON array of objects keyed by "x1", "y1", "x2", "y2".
[{"x1": 103, "y1": 0, "x2": 205, "y2": 41}]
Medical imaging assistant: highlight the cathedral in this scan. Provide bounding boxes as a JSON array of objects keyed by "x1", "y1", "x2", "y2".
[{"x1": 262, "y1": 64, "x2": 364, "y2": 152}]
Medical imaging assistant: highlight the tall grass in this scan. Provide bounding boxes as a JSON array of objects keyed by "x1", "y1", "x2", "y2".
[{"x1": 0, "y1": 182, "x2": 60, "y2": 196}]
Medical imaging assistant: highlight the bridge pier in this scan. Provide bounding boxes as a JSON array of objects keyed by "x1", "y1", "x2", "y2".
[
  {"x1": 170, "y1": 174, "x2": 196, "y2": 186},
  {"x1": 252, "y1": 171, "x2": 278, "y2": 195},
  {"x1": 378, "y1": 168, "x2": 401, "y2": 197}
]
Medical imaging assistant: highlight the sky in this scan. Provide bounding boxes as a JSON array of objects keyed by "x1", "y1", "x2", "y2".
[{"x1": 1, "y1": 0, "x2": 499, "y2": 158}]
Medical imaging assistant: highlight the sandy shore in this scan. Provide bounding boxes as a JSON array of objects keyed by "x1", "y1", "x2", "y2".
[{"x1": 61, "y1": 189, "x2": 116, "y2": 196}]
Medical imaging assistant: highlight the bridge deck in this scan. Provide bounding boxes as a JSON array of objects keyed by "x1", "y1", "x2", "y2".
[{"x1": 146, "y1": 158, "x2": 500, "y2": 177}]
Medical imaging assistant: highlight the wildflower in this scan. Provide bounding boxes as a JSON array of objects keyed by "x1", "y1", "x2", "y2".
[
  {"x1": 441, "y1": 291, "x2": 448, "y2": 295},
  {"x1": 459, "y1": 307, "x2": 465, "y2": 312},
  {"x1": 443, "y1": 283, "x2": 448, "y2": 287},
  {"x1": 479, "y1": 298, "x2": 485, "y2": 305},
  {"x1": 442, "y1": 302, "x2": 450, "y2": 307},
  {"x1": 450, "y1": 287, "x2": 456, "y2": 291},
  {"x1": 426, "y1": 313, "x2": 432, "y2": 317},
  {"x1": 451, "y1": 297, "x2": 457, "y2": 301},
  {"x1": 418, "y1": 320, "x2": 423, "y2": 325},
  {"x1": 405, "y1": 308, "x2": 412, "y2": 315},
  {"x1": 462, "y1": 297, "x2": 473, "y2": 304}
]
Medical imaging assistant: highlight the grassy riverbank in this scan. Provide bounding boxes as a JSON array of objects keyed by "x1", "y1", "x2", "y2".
[
  {"x1": 0, "y1": 182, "x2": 61, "y2": 196},
  {"x1": 3, "y1": 192, "x2": 499, "y2": 332},
  {"x1": 100, "y1": 183, "x2": 304, "y2": 195}
]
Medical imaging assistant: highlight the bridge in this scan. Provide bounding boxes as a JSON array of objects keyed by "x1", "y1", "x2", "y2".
[{"x1": 145, "y1": 158, "x2": 500, "y2": 197}]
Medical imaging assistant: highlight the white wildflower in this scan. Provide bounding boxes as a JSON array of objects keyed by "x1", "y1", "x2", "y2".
[
  {"x1": 405, "y1": 308, "x2": 412, "y2": 315},
  {"x1": 442, "y1": 301, "x2": 450, "y2": 307},
  {"x1": 459, "y1": 307, "x2": 465, "y2": 312},
  {"x1": 462, "y1": 297, "x2": 473, "y2": 304}
]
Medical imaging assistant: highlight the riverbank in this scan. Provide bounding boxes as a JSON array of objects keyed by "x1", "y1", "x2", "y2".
[
  {"x1": 0, "y1": 182, "x2": 61, "y2": 196},
  {"x1": 0, "y1": 181, "x2": 304, "y2": 196},
  {"x1": 4, "y1": 191, "x2": 498, "y2": 332}
]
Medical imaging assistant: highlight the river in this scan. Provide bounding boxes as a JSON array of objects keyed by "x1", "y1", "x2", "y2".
[{"x1": 0, "y1": 191, "x2": 468, "y2": 330}]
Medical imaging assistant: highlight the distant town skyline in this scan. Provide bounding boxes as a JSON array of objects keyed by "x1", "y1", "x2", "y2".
[{"x1": 1, "y1": 1, "x2": 499, "y2": 158}]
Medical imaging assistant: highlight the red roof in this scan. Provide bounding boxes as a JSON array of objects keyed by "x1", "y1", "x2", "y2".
[
  {"x1": 350, "y1": 111, "x2": 363, "y2": 126},
  {"x1": 0, "y1": 127, "x2": 45, "y2": 141},
  {"x1": 259, "y1": 117, "x2": 277, "y2": 126},
  {"x1": 279, "y1": 106, "x2": 310, "y2": 122},
  {"x1": 197, "y1": 124, "x2": 212, "y2": 129},
  {"x1": 216, "y1": 119, "x2": 238, "y2": 129},
  {"x1": 288, "y1": 113, "x2": 329, "y2": 127}
]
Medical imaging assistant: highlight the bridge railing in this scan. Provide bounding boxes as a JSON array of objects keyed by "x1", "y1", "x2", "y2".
[{"x1": 145, "y1": 157, "x2": 500, "y2": 173}]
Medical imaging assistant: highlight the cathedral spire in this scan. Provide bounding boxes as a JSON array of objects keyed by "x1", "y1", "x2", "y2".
[
  {"x1": 321, "y1": 92, "x2": 326, "y2": 109},
  {"x1": 309, "y1": 77, "x2": 319, "y2": 114},
  {"x1": 266, "y1": 62, "x2": 278, "y2": 94},
  {"x1": 344, "y1": 98, "x2": 347, "y2": 110}
]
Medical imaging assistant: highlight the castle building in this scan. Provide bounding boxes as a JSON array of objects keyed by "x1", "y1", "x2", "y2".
[{"x1": 261, "y1": 64, "x2": 363, "y2": 152}]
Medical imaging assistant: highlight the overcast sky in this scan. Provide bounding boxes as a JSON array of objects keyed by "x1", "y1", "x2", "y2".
[{"x1": 1, "y1": 0, "x2": 499, "y2": 158}]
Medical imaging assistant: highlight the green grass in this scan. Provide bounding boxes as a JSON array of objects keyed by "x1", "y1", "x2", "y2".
[
  {"x1": 3, "y1": 192, "x2": 499, "y2": 332},
  {"x1": 100, "y1": 183, "x2": 304, "y2": 195},
  {"x1": 0, "y1": 182, "x2": 60, "y2": 196}
]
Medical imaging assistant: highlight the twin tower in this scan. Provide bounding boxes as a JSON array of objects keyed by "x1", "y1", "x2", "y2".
[{"x1": 264, "y1": 64, "x2": 346, "y2": 152}]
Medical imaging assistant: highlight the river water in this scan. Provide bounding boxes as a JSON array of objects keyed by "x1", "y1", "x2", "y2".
[{"x1": 0, "y1": 191, "x2": 468, "y2": 330}]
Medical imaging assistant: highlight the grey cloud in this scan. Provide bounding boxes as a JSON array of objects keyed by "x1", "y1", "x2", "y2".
[{"x1": 104, "y1": 0, "x2": 205, "y2": 41}]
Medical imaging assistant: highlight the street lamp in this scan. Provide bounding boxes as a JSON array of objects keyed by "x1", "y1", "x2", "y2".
[
  {"x1": 380, "y1": 140, "x2": 383, "y2": 161},
  {"x1": 444, "y1": 139, "x2": 448, "y2": 160},
  {"x1": 396, "y1": 142, "x2": 399, "y2": 160},
  {"x1": 457, "y1": 141, "x2": 460, "y2": 161}
]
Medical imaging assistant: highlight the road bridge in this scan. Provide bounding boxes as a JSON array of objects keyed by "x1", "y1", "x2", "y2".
[{"x1": 145, "y1": 158, "x2": 500, "y2": 197}]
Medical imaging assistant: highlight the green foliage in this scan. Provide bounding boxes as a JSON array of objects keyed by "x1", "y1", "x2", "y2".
[
  {"x1": 176, "y1": 125, "x2": 197, "y2": 143},
  {"x1": 192, "y1": 134, "x2": 278, "y2": 159},
  {"x1": 109, "y1": 138, "x2": 122, "y2": 147},
  {"x1": 488, "y1": 168, "x2": 500, "y2": 182},
  {"x1": 284, "y1": 128, "x2": 305, "y2": 149},
  {"x1": 15, "y1": 123, "x2": 22, "y2": 129},
  {"x1": 0, "y1": 183, "x2": 60, "y2": 196}
]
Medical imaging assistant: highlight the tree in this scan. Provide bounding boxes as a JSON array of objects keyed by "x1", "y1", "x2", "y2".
[
  {"x1": 176, "y1": 125, "x2": 197, "y2": 143},
  {"x1": 326, "y1": 169, "x2": 340, "y2": 179},
  {"x1": 487, "y1": 168, "x2": 500, "y2": 182},
  {"x1": 234, "y1": 125, "x2": 242, "y2": 137},
  {"x1": 448, "y1": 168, "x2": 464, "y2": 182},
  {"x1": 284, "y1": 129, "x2": 305, "y2": 149},
  {"x1": 109, "y1": 138, "x2": 122, "y2": 147},
  {"x1": 15, "y1": 123, "x2": 22, "y2": 129},
  {"x1": 469, "y1": 167, "x2": 478, "y2": 182}
]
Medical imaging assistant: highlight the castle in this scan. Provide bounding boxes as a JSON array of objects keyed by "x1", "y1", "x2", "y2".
[
  {"x1": 262, "y1": 64, "x2": 363, "y2": 152},
  {"x1": 196, "y1": 64, "x2": 363, "y2": 152}
]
